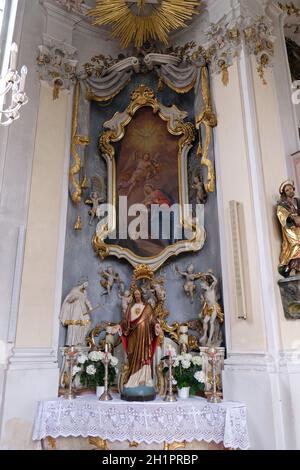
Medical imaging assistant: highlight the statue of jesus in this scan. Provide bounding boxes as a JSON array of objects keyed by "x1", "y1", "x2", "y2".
[{"x1": 113, "y1": 288, "x2": 162, "y2": 401}]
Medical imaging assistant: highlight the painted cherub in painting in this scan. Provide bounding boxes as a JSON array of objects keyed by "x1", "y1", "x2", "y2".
[{"x1": 118, "y1": 152, "x2": 159, "y2": 195}]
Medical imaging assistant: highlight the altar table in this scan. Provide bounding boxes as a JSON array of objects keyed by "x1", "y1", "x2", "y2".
[{"x1": 32, "y1": 395, "x2": 250, "y2": 450}]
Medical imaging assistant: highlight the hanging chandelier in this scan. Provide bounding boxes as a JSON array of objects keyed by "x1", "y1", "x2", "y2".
[
  {"x1": 88, "y1": 0, "x2": 202, "y2": 49},
  {"x1": 0, "y1": 43, "x2": 28, "y2": 127}
]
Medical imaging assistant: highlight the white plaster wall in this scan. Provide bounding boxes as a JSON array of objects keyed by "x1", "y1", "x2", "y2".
[
  {"x1": 15, "y1": 84, "x2": 69, "y2": 348},
  {"x1": 0, "y1": 0, "x2": 45, "y2": 342},
  {"x1": 212, "y1": 60, "x2": 267, "y2": 352},
  {"x1": 223, "y1": 365, "x2": 276, "y2": 449},
  {"x1": 0, "y1": 363, "x2": 59, "y2": 450},
  {"x1": 279, "y1": 361, "x2": 300, "y2": 450},
  {"x1": 73, "y1": 22, "x2": 121, "y2": 64}
]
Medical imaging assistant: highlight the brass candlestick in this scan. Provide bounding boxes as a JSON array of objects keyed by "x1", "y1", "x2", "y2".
[
  {"x1": 100, "y1": 345, "x2": 113, "y2": 401},
  {"x1": 164, "y1": 353, "x2": 177, "y2": 402},
  {"x1": 207, "y1": 348, "x2": 222, "y2": 404},
  {"x1": 200, "y1": 347, "x2": 224, "y2": 403}
]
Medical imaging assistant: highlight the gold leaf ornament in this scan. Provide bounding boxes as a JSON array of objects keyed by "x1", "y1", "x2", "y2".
[{"x1": 88, "y1": 0, "x2": 202, "y2": 49}]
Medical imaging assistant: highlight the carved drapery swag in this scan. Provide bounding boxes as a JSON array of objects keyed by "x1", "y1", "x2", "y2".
[{"x1": 69, "y1": 52, "x2": 217, "y2": 268}]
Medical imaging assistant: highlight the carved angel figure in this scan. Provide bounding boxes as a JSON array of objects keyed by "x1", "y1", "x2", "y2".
[
  {"x1": 118, "y1": 290, "x2": 132, "y2": 316},
  {"x1": 192, "y1": 175, "x2": 207, "y2": 205},
  {"x1": 150, "y1": 277, "x2": 166, "y2": 303},
  {"x1": 85, "y1": 175, "x2": 105, "y2": 225},
  {"x1": 176, "y1": 264, "x2": 201, "y2": 304},
  {"x1": 141, "y1": 280, "x2": 157, "y2": 309},
  {"x1": 85, "y1": 191, "x2": 103, "y2": 225},
  {"x1": 99, "y1": 266, "x2": 119, "y2": 296}
]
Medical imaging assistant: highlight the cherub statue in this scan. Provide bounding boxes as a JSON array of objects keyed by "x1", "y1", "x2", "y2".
[
  {"x1": 151, "y1": 277, "x2": 166, "y2": 303},
  {"x1": 198, "y1": 271, "x2": 224, "y2": 346},
  {"x1": 118, "y1": 290, "x2": 132, "y2": 316},
  {"x1": 176, "y1": 264, "x2": 201, "y2": 304},
  {"x1": 141, "y1": 279, "x2": 157, "y2": 309},
  {"x1": 85, "y1": 191, "x2": 103, "y2": 225},
  {"x1": 192, "y1": 175, "x2": 207, "y2": 205},
  {"x1": 99, "y1": 266, "x2": 119, "y2": 296}
]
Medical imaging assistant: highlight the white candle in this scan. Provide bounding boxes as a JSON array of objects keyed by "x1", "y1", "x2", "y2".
[
  {"x1": 105, "y1": 343, "x2": 109, "y2": 363},
  {"x1": 19, "y1": 66, "x2": 27, "y2": 93},
  {"x1": 10, "y1": 83, "x2": 18, "y2": 107},
  {"x1": 10, "y1": 43, "x2": 18, "y2": 71},
  {"x1": 167, "y1": 344, "x2": 172, "y2": 365}
]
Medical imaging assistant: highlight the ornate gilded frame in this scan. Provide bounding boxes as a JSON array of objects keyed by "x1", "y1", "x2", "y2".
[{"x1": 92, "y1": 84, "x2": 206, "y2": 271}]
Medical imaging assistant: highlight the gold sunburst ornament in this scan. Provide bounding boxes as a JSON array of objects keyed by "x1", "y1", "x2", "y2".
[{"x1": 88, "y1": 0, "x2": 201, "y2": 49}]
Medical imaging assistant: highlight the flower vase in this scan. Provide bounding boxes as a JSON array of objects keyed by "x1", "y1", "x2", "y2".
[
  {"x1": 96, "y1": 386, "x2": 105, "y2": 398},
  {"x1": 177, "y1": 386, "x2": 190, "y2": 399}
]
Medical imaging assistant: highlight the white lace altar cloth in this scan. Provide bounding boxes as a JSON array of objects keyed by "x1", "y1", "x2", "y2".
[{"x1": 32, "y1": 395, "x2": 250, "y2": 449}]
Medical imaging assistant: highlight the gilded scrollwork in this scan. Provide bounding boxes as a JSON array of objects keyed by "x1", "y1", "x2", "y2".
[
  {"x1": 278, "y1": 2, "x2": 300, "y2": 16},
  {"x1": 88, "y1": 437, "x2": 109, "y2": 450},
  {"x1": 70, "y1": 82, "x2": 90, "y2": 207},
  {"x1": 127, "y1": 85, "x2": 160, "y2": 115},
  {"x1": 92, "y1": 223, "x2": 110, "y2": 261},
  {"x1": 243, "y1": 16, "x2": 275, "y2": 85},
  {"x1": 99, "y1": 130, "x2": 118, "y2": 161},
  {"x1": 83, "y1": 54, "x2": 120, "y2": 79},
  {"x1": 164, "y1": 441, "x2": 187, "y2": 451},
  {"x1": 196, "y1": 67, "x2": 217, "y2": 194}
]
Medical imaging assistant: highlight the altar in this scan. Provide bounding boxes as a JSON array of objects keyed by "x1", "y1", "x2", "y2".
[{"x1": 32, "y1": 395, "x2": 250, "y2": 451}]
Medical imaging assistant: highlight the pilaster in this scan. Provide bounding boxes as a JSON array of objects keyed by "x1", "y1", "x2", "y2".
[
  {"x1": 201, "y1": 0, "x2": 299, "y2": 450},
  {"x1": 42, "y1": 1, "x2": 78, "y2": 43}
]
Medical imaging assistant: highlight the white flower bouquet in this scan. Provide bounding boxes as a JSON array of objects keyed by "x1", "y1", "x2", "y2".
[
  {"x1": 163, "y1": 352, "x2": 205, "y2": 395},
  {"x1": 76, "y1": 350, "x2": 119, "y2": 388}
]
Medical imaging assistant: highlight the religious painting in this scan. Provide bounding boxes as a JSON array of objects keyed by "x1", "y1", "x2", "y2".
[
  {"x1": 117, "y1": 107, "x2": 179, "y2": 257},
  {"x1": 93, "y1": 84, "x2": 206, "y2": 271}
]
